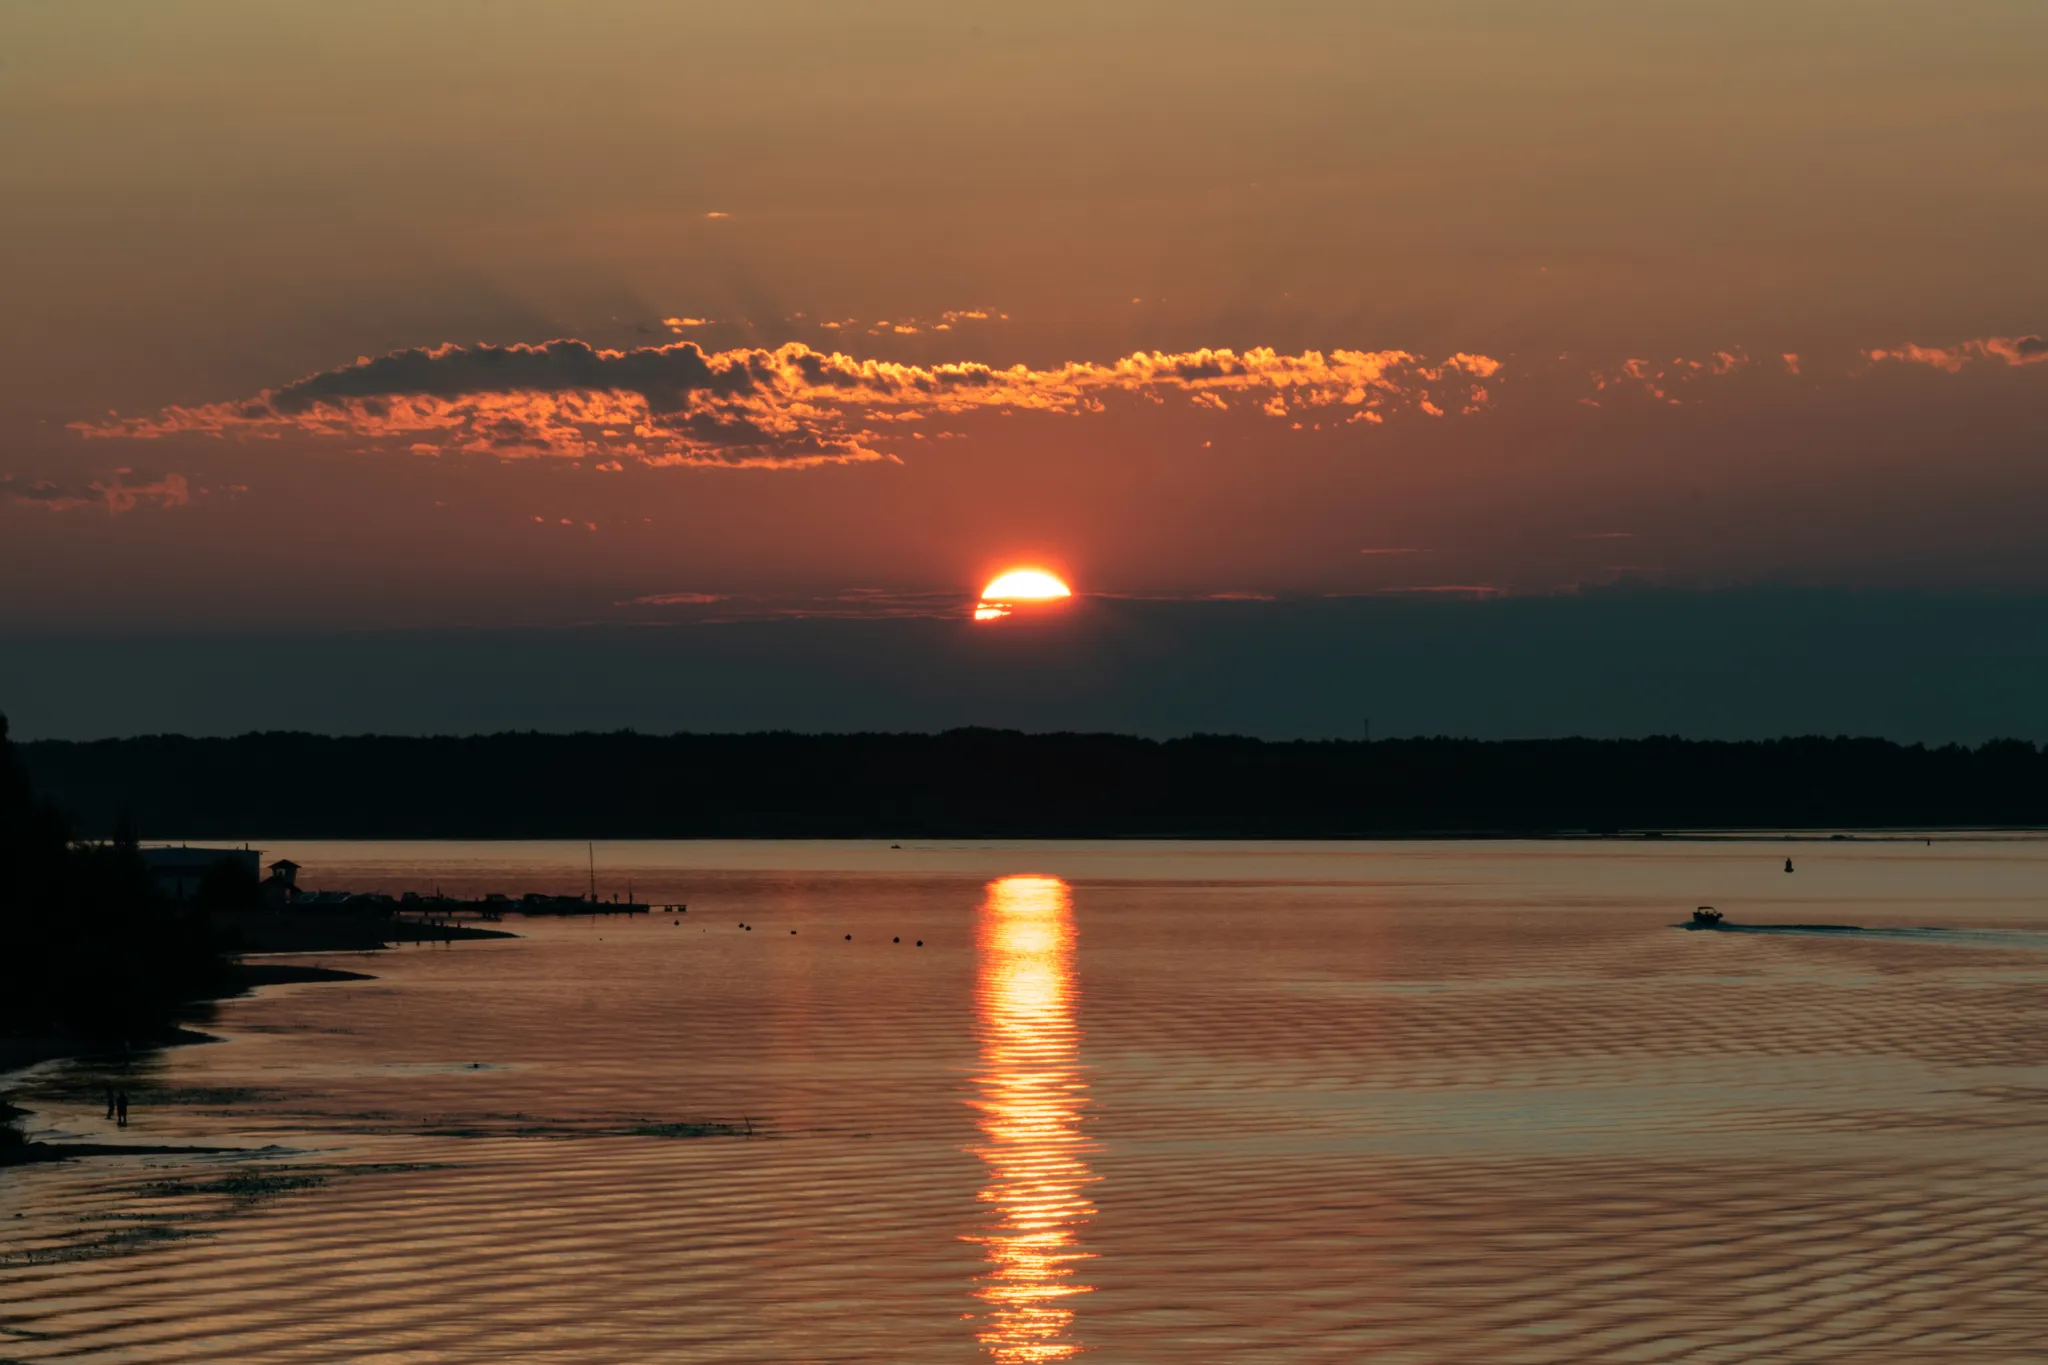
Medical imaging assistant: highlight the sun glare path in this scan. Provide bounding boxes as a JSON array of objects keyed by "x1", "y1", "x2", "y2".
[
  {"x1": 975, "y1": 569, "x2": 1072, "y2": 621},
  {"x1": 966, "y1": 874, "x2": 1096, "y2": 1362}
]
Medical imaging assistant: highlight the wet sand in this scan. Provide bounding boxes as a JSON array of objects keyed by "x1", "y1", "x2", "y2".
[{"x1": 3, "y1": 838, "x2": 2047, "y2": 1361}]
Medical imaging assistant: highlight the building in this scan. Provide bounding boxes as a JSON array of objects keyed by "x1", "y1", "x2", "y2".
[
  {"x1": 261, "y1": 859, "x2": 301, "y2": 908},
  {"x1": 139, "y1": 846, "x2": 261, "y2": 902}
]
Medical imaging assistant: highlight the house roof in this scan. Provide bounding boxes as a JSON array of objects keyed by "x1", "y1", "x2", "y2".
[{"x1": 141, "y1": 847, "x2": 260, "y2": 872}]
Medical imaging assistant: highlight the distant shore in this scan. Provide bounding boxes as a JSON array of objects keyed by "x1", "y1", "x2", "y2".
[{"x1": 22, "y1": 731, "x2": 2048, "y2": 838}]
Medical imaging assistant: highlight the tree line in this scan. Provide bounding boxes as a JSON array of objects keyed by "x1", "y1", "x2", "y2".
[
  {"x1": 1, "y1": 713, "x2": 229, "y2": 1043},
  {"x1": 18, "y1": 728, "x2": 2048, "y2": 838}
]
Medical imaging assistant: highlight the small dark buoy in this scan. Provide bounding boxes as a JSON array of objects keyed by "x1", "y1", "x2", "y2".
[
  {"x1": 790, "y1": 929, "x2": 796, "y2": 934},
  {"x1": 893, "y1": 936, "x2": 900, "y2": 943},
  {"x1": 845, "y1": 934, "x2": 852, "y2": 941},
  {"x1": 745, "y1": 925, "x2": 752, "y2": 931},
  {"x1": 916, "y1": 939, "x2": 923, "y2": 947},
  {"x1": 1785, "y1": 858, "x2": 1794, "y2": 873}
]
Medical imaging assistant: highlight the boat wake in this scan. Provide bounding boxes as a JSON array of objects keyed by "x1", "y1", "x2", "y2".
[{"x1": 1679, "y1": 918, "x2": 2048, "y2": 949}]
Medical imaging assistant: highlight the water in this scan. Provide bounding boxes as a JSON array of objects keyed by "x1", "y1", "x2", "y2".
[{"x1": 6, "y1": 838, "x2": 2048, "y2": 1362}]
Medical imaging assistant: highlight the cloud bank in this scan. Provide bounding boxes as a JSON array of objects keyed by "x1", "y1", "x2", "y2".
[
  {"x1": 69, "y1": 329, "x2": 2043, "y2": 472},
  {"x1": 79, "y1": 340, "x2": 1501, "y2": 468}
]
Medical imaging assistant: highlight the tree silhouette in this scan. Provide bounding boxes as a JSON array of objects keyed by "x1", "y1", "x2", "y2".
[{"x1": 0, "y1": 712, "x2": 227, "y2": 1041}]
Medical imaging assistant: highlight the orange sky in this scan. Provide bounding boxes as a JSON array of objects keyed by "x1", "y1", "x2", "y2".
[{"x1": 2, "y1": 2, "x2": 2045, "y2": 626}]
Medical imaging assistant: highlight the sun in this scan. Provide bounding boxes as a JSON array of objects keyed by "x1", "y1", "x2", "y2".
[{"x1": 975, "y1": 568, "x2": 1072, "y2": 620}]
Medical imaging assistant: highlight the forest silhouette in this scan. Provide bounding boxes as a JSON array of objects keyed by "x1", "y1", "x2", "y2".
[{"x1": 21, "y1": 729, "x2": 2048, "y2": 838}]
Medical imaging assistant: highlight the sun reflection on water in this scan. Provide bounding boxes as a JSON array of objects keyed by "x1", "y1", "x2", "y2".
[{"x1": 967, "y1": 874, "x2": 1096, "y2": 1363}]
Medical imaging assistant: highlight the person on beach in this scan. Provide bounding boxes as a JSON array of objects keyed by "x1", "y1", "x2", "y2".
[{"x1": 115, "y1": 1091, "x2": 128, "y2": 1127}]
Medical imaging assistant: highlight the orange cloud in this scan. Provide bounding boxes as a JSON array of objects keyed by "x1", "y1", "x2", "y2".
[
  {"x1": 1867, "y1": 335, "x2": 2048, "y2": 371},
  {"x1": 1586, "y1": 350, "x2": 1753, "y2": 405},
  {"x1": 80, "y1": 339, "x2": 1501, "y2": 468}
]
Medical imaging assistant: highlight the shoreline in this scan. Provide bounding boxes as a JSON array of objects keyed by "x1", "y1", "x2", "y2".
[
  {"x1": 216, "y1": 910, "x2": 517, "y2": 955},
  {"x1": 3, "y1": 923, "x2": 513, "y2": 1166}
]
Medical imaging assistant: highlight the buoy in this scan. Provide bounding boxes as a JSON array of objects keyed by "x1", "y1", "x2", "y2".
[
  {"x1": 893, "y1": 936, "x2": 900, "y2": 943},
  {"x1": 845, "y1": 934, "x2": 852, "y2": 941},
  {"x1": 916, "y1": 940, "x2": 923, "y2": 947}
]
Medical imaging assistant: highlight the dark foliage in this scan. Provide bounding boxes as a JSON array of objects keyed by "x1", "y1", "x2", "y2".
[
  {"x1": 192, "y1": 855, "x2": 263, "y2": 914},
  {"x1": 17, "y1": 728, "x2": 2048, "y2": 838},
  {"x1": 0, "y1": 714, "x2": 228, "y2": 1038}
]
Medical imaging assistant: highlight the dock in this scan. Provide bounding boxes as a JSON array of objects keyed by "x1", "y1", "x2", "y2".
[{"x1": 281, "y1": 890, "x2": 684, "y2": 923}]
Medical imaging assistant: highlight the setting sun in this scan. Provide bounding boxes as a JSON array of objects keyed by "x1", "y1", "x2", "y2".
[{"x1": 975, "y1": 569, "x2": 1073, "y2": 620}]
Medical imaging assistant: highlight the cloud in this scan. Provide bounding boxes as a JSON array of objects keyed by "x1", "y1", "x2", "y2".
[
  {"x1": 631, "y1": 591, "x2": 727, "y2": 606},
  {"x1": 1585, "y1": 350, "x2": 1750, "y2": 405},
  {"x1": 80, "y1": 339, "x2": 1502, "y2": 469},
  {"x1": 849, "y1": 307, "x2": 1009, "y2": 335},
  {"x1": 624, "y1": 586, "x2": 973, "y2": 620},
  {"x1": 1367, "y1": 584, "x2": 1506, "y2": 599},
  {"x1": 1986, "y1": 335, "x2": 2048, "y2": 366},
  {"x1": 79, "y1": 331, "x2": 2029, "y2": 472},
  {"x1": 1090, "y1": 589, "x2": 1280, "y2": 602},
  {"x1": 3, "y1": 469, "x2": 191, "y2": 513},
  {"x1": 1867, "y1": 335, "x2": 2048, "y2": 372}
]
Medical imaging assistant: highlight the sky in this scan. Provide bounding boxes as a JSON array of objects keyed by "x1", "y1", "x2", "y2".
[{"x1": 2, "y1": 3, "x2": 2045, "y2": 736}]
